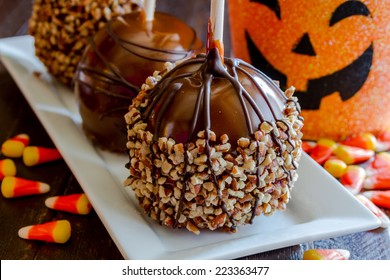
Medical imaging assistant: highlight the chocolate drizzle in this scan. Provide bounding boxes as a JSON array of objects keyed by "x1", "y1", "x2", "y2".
[
  {"x1": 144, "y1": 50, "x2": 288, "y2": 145},
  {"x1": 136, "y1": 48, "x2": 297, "y2": 229},
  {"x1": 74, "y1": 12, "x2": 203, "y2": 152}
]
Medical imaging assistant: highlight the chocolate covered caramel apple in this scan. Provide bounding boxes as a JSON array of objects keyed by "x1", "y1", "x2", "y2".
[
  {"x1": 74, "y1": 9, "x2": 203, "y2": 152},
  {"x1": 124, "y1": 48, "x2": 304, "y2": 234},
  {"x1": 29, "y1": 0, "x2": 141, "y2": 86}
]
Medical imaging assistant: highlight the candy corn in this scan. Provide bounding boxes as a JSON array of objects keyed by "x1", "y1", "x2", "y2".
[
  {"x1": 0, "y1": 159, "x2": 16, "y2": 180},
  {"x1": 356, "y1": 194, "x2": 389, "y2": 228},
  {"x1": 333, "y1": 144, "x2": 374, "y2": 165},
  {"x1": 362, "y1": 190, "x2": 390, "y2": 209},
  {"x1": 18, "y1": 220, "x2": 71, "y2": 244},
  {"x1": 340, "y1": 165, "x2": 366, "y2": 194},
  {"x1": 303, "y1": 249, "x2": 350, "y2": 260},
  {"x1": 377, "y1": 131, "x2": 390, "y2": 142},
  {"x1": 302, "y1": 141, "x2": 315, "y2": 154},
  {"x1": 1, "y1": 176, "x2": 50, "y2": 198},
  {"x1": 365, "y1": 152, "x2": 390, "y2": 176},
  {"x1": 364, "y1": 172, "x2": 390, "y2": 190},
  {"x1": 376, "y1": 131, "x2": 390, "y2": 152},
  {"x1": 1, "y1": 134, "x2": 30, "y2": 158},
  {"x1": 323, "y1": 158, "x2": 347, "y2": 178},
  {"x1": 309, "y1": 138, "x2": 337, "y2": 165},
  {"x1": 340, "y1": 132, "x2": 377, "y2": 151},
  {"x1": 45, "y1": 194, "x2": 92, "y2": 215},
  {"x1": 23, "y1": 146, "x2": 62, "y2": 166}
]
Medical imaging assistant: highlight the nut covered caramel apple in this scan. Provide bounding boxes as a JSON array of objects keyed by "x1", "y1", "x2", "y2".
[
  {"x1": 124, "y1": 49, "x2": 303, "y2": 234},
  {"x1": 29, "y1": 0, "x2": 141, "y2": 86},
  {"x1": 74, "y1": 12, "x2": 203, "y2": 152}
]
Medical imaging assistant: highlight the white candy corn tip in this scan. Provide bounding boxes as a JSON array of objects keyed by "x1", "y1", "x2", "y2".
[
  {"x1": 44, "y1": 197, "x2": 56, "y2": 209},
  {"x1": 363, "y1": 177, "x2": 374, "y2": 189},
  {"x1": 338, "y1": 249, "x2": 351, "y2": 260},
  {"x1": 16, "y1": 133, "x2": 29, "y2": 139},
  {"x1": 18, "y1": 225, "x2": 32, "y2": 240},
  {"x1": 362, "y1": 191, "x2": 374, "y2": 199},
  {"x1": 39, "y1": 183, "x2": 50, "y2": 194}
]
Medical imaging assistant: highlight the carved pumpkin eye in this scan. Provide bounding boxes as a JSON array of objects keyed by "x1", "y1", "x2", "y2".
[
  {"x1": 329, "y1": 0, "x2": 371, "y2": 26},
  {"x1": 250, "y1": 0, "x2": 281, "y2": 19}
]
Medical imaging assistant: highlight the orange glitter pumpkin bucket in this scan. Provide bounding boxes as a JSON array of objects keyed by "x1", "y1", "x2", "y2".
[{"x1": 228, "y1": 0, "x2": 390, "y2": 140}]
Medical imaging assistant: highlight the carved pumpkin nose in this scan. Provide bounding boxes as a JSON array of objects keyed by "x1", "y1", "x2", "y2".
[{"x1": 292, "y1": 33, "x2": 316, "y2": 56}]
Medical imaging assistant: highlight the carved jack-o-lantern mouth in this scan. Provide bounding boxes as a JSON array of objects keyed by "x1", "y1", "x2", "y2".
[{"x1": 245, "y1": 0, "x2": 373, "y2": 110}]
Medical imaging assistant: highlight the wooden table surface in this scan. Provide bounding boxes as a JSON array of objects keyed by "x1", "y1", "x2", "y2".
[{"x1": 1, "y1": 0, "x2": 389, "y2": 260}]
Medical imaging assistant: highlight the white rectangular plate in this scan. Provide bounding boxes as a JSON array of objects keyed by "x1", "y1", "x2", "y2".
[{"x1": 0, "y1": 36, "x2": 380, "y2": 260}]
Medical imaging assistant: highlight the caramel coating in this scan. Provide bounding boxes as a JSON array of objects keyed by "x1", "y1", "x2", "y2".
[
  {"x1": 74, "y1": 12, "x2": 203, "y2": 152},
  {"x1": 145, "y1": 49, "x2": 287, "y2": 148}
]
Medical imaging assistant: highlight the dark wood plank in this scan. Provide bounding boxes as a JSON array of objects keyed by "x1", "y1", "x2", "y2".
[
  {"x1": 34, "y1": 176, "x2": 123, "y2": 260},
  {"x1": 0, "y1": 70, "x2": 123, "y2": 260},
  {"x1": 0, "y1": 0, "x2": 32, "y2": 38}
]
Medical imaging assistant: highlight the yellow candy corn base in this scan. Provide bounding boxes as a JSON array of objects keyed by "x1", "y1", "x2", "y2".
[
  {"x1": 1, "y1": 141, "x2": 25, "y2": 158},
  {"x1": 76, "y1": 194, "x2": 92, "y2": 215},
  {"x1": 0, "y1": 159, "x2": 16, "y2": 179},
  {"x1": 52, "y1": 220, "x2": 71, "y2": 243}
]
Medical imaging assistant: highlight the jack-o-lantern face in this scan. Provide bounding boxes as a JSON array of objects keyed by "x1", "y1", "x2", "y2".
[
  {"x1": 245, "y1": 0, "x2": 374, "y2": 109},
  {"x1": 229, "y1": 0, "x2": 390, "y2": 140}
]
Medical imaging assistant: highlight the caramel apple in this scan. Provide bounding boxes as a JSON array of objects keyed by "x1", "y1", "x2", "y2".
[
  {"x1": 124, "y1": 48, "x2": 303, "y2": 234},
  {"x1": 74, "y1": 11, "x2": 203, "y2": 152},
  {"x1": 29, "y1": 0, "x2": 141, "y2": 86}
]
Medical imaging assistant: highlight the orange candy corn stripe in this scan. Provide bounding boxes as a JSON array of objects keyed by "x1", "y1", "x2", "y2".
[
  {"x1": 303, "y1": 249, "x2": 350, "y2": 260},
  {"x1": 377, "y1": 131, "x2": 390, "y2": 142},
  {"x1": 23, "y1": 146, "x2": 62, "y2": 166},
  {"x1": 1, "y1": 177, "x2": 50, "y2": 198},
  {"x1": 302, "y1": 141, "x2": 315, "y2": 154},
  {"x1": 45, "y1": 194, "x2": 92, "y2": 215},
  {"x1": 364, "y1": 172, "x2": 390, "y2": 190},
  {"x1": 362, "y1": 190, "x2": 390, "y2": 209},
  {"x1": 1, "y1": 134, "x2": 30, "y2": 158},
  {"x1": 0, "y1": 159, "x2": 16, "y2": 180},
  {"x1": 340, "y1": 165, "x2": 366, "y2": 195},
  {"x1": 356, "y1": 194, "x2": 389, "y2": 228},
  {"x1": 309, "y1": 139, "x2": 336, "y2": 165},
  {"x1": 376, "y1": 131, "x2": 390, "y2": 152},
  {"x1": 365, "y1": 152, "x2": 390, "y2": 176},
  {"x1": 18, "y1": 220, "x2": 71, "y2": 243}
]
